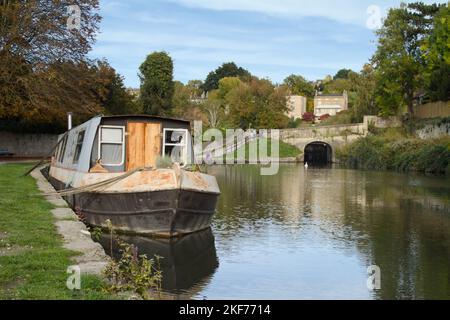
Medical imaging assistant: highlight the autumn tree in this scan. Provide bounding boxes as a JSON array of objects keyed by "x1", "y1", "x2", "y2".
[
  {"x1": 186, "y1": 80, "x2": 203, "y2": 99},
  {"x1": 0, "y1": 0, "x2": 103, "y2": 132},
  {"x1": 139, "y1": 51, "x2": 175, "y2": 116},
  {"x1": 225, "y1": 78, "x2": 289, "y2": 129}
]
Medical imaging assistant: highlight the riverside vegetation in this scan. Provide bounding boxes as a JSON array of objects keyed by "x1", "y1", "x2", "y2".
[
  {"x1": 102, "y1": 220, "x2": 163, "y2": 300},
  {"x1": 336, "y1": 120, "x2": 450, "y2": 175}
]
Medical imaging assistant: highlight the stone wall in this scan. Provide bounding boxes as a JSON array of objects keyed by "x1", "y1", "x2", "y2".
[
  {"x1": 363, "y1": 116, "x2": 402, "y2": 129},
  {"x1": 0, "y1": 131, "x2": 59, "y2": 157},
  {"x1": 280, "y1": 123, "x2": 367, "y2": 141},
  {"x1": 415, "y1": 122, "x2": 450, "y2": 140}
]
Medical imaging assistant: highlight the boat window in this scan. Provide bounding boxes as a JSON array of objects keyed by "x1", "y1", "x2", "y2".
[
  {"x1": 98, "y1": 126, "x2": 125, "y2": 166},
  {"x1": 58, "y1": 135, "x2": 68, "y2": 163},
  {"x1": 73, "y1": 130, "x2": 85, "y2": 164},
  {"x1": 163, "y1": 129, "x2": 189, "y2": 165},
  {"x1": 54, "y1": 141, "x2": 61, "y2": 161}
]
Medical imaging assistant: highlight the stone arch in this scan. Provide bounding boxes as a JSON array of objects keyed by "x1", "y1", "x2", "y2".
[{"x1": 304, "y1": 141, "x2": 332, "y2": 165}]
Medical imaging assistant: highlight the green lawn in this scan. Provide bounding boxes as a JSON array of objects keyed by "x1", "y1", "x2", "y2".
[
  {"x1": 221, "y1": 138, "x2": 301, "y2": 162},
  {"x1": 0, "y1": 164, "x2": 112, "y2": 299}
]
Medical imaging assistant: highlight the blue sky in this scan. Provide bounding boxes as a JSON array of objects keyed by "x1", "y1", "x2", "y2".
[{"x1": 90, "y1": 0, "x2": 446, "y2": 88}]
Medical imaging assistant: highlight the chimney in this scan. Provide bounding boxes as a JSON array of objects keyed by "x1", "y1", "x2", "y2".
[{"x1": 67, "y1": 112, "x2": 73, "y2": 130}]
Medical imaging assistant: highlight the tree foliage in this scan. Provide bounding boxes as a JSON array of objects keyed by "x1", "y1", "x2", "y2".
[
  {"x1": 98, "y1": 62, "x2": 139, "y2": 116},
  {"x1": 372, "y1": 2, "x2": 444, "y2": 115},
  {"x1": 422, "y1": 4, "x2": 450, "y2": 102},
  {"x1": 139, "y1": 51, "x2": 175, "y2": 116},
  {"x1": 0, "y1": 0, "x2": 105, "y2": 132},
  {"x1": 349, "y1": 64, "x2": 378, "y2": 122},
  {"x1": 224, "y1": 78, "x2": 289, "y2": 129},
  {"x1": 283, "y1": 74, "x2": 315, "y2": 97},
  {"x1": 202, "y1": 62, "x2": 251, "y2": 92},
  {"x1": 334, "y1": 69, "x2": 353, "y2": 80}
]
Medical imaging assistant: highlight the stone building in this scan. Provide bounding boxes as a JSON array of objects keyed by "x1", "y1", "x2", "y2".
[
  {"x1": 314, "y1": 91, "x2": 348, "y2": 117},
  {"x1": 286, "y1": 95, "x2": 307, "y2": 119}
]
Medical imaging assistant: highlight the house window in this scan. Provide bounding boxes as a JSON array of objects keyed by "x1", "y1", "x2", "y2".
[
  {"x1": 73, "y1": 130, "x2": 85, "y2": 164},
  {"x1": 98, "y1": 126, "x2": 125, "y2": 166},
  {"x1": 163, "y1": 128, "x2": 189, "y2": 165}
]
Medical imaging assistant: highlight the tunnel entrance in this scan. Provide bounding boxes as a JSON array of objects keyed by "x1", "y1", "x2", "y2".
[{"x1": 304, "y1": 142, "x2": 332, "y2": 166}]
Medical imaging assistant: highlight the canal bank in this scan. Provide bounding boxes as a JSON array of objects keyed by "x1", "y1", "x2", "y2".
[
  {"x1": 335, "y1": 126, "x2": 450, "y2": 175},
  {"x1": 0, "y1": 163, "x2": 111, "y2": 299}
]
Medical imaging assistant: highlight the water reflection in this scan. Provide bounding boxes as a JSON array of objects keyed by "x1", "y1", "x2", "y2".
[
  {"x1": 206, "y1": 165, "x2": 450, "y2": 300},
  {"x1": 97, "y1": 165, "x2": 450, "y2": 299},
  {"x1": 98, "y1": 228, "x2": 219, "y2": 298}
]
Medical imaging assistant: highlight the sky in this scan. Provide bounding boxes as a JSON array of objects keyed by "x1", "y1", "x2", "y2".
[{"x1": 90, "y1": 0, "x2": 446, "y2": 88}]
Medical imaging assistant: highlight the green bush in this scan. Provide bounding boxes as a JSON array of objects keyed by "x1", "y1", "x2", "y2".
[{"x1": 337, "y1": 135, "x2": 450, "y2": 175}]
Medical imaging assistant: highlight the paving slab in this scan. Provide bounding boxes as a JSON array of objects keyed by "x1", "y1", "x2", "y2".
[
  {"x1": 31, "y1": 167, "x2": 110, "y2": 276},
  {"x1": 51, "y1": 208, "x2": 77, "y2": 220}
]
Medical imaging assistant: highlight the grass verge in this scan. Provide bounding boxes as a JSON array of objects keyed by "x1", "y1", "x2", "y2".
[
  {"x1": 0, "y1": 163, "x2": 112, "y2": 299},
  {"x1": 220, "y1": 138, "x2": 301, "y2": 162}
]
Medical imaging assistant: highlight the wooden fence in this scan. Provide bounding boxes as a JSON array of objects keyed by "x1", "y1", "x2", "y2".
[{"x1": 414, "y1": 101, "x2": 450, "y2": 119}]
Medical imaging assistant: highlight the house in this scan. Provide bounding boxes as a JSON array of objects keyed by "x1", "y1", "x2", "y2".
[
  {"x1": 286, "y1": 95, "x2": 307, "y2": 119},
  {"x1": 314, "y1": 91, "x2": 348, "y2": 117}
]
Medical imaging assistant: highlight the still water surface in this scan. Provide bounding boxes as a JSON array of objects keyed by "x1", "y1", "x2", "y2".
[{"x1": 101, "y1": 165, "x2": 450, "y2": 300}]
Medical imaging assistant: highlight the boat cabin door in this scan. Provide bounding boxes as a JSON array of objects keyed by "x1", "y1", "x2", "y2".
[{"x1": 126, "y1": 122, "x2": 162, "y2": 171}]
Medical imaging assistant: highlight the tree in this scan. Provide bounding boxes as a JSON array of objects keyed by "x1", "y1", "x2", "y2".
[
  {"x1": 225, "y1": 78, "x2": 289, "y2": 129},
  {"x1": 96, "y1": 61, "x2": 138, "y2": 115},
  {"x1": 202, "y1": 91, "x2": 222, "y2": 128},
  {"x1": 172, "y1": 81, "x2": 190, "y2": 114},
  {"x1": 0, "y1": 0, "x2": 100, "y2": 66},
  {"x1": 283, "y1": 75, "x2": 315, "y2": 97},
  {"x1": 0, "y1": 0, "x2": 102, "y2": 132},
  {"x1": 218, "y1": 77, "x2": 243, "y2": 100},
  {"x1": 202, "y1": 62, "x2": 251, "y2": 92},
  {"x1": 139, "y1": 51, "x2": 174, "y2": 116},
  {"x1": 322, "y1": 78, "x2": 354, "y2": 94},
  {"x1": 422, "y1": 4, "x2": 450, "y2": 101},
  {"x1": 186, "y1": 80, "x2": 203, "y2": 99},
  {"x1": 350, "y1": 64, "x2": 378, "y2": 122},
  {"x1": 334, "y1": 69, "x2": 353, "y2": 80},
  {"x1": 372, "y1": 2, "x2": 443, "y2": 115}
]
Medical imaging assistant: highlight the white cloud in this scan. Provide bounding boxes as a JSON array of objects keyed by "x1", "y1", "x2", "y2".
[
  {"x1": 167, "y1": 0, "x2": 447, "y2": 25},
  {"x1": 167, "y1": 0, "x2": 385, "y2": 25}
]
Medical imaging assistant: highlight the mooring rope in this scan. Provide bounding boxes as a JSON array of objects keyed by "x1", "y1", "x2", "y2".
[{"x1": 43, "y1": 166, "x2": 154, "y2": 197}]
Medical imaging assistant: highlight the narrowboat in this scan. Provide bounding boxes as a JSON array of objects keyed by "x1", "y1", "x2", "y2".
[{"x1": 48, "y1": 115, "x2": 220, "y2": 238}]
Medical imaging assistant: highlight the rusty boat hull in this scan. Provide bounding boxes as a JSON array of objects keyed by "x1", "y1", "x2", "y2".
[{"x1": 48, "y1": 166, "x2": 221, "y2": 237}]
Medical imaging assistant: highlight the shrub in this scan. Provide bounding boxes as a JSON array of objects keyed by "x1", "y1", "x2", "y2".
[
  {"x1": 337, "y1": 136, "x2": 450, "y2": 175},
  {"x1": 302, "y1": 112, "x2": 315, "y2": 122},
  {"x1": 102, "y1": 220, "x2": 162, "y2": 300}
]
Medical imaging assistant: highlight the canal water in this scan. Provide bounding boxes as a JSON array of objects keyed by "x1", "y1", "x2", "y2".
[{"x1": 99, "y1": 165, "x2": 450, "y2": 300}]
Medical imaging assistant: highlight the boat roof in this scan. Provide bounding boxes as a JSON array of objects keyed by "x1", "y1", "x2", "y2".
[{"x1": 101, "y1": 114, "x2": 191, "y2": 124}]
